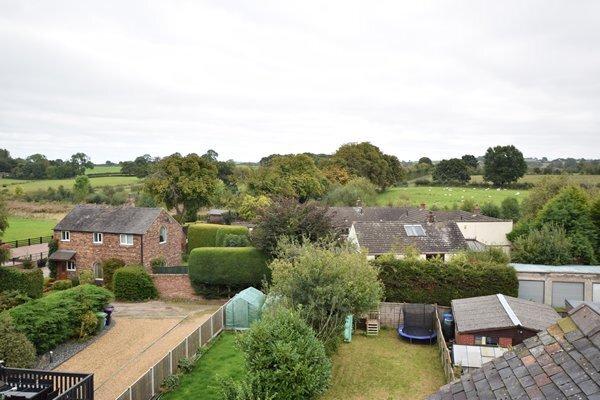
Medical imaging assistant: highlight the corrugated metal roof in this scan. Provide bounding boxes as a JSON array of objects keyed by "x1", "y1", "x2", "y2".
[{"x1": 511, "y1": 263, "x2": 600, "y2": 274}]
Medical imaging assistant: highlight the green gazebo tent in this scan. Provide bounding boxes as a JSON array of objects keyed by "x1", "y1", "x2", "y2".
[{"x1": 225, "y1": 287, "x2": 266, "y2": 330}]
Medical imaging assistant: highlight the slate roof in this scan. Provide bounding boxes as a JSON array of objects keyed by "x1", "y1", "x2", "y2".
[
  {"x1": 428, "y1": 302, "x2": 600, "y2": 400},
  {"x1": 329, "y1": 206, "x2": 505, "y2": 229},
  {"x1": 54, "y1": 205, "x2": 164, "y2": 234},
  {"x1": 351, "y1": 220, "x2": 467, "y2": 254},
  {"x1": 452, "y1": 294, "x2": 561, "y2": 333},
  {"x1": 48, "y1": 249, "x2": 76, "y2": 261}
]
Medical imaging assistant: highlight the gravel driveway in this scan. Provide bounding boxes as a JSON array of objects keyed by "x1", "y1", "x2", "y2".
[{"x1": 54, "y1": 301, "x2": 219, "y2": 400}]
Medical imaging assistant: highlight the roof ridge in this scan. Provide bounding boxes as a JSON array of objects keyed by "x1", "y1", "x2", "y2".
[{"x1": 497, "y1": 293, "x2": 521, "y2": 327}]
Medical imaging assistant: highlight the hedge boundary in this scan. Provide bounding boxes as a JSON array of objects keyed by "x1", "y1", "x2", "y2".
[
  {"x1": 0, "y1": 267, "x2": 43, "y2": 298},
  {"x1": 187, "y1": 223, "x2": 249, "y2": 250}
]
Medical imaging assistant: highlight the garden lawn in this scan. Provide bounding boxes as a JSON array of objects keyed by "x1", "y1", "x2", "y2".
[
  {"x1": 2, "y1": 216, "x2": 57, "y2": 242},
  {"x1": 321, "y1": 329, "x2": 445, "y2": 400},
  {"x1": 161, "y1": 332, "x2": 244, "y2": 400},
  {"x1": 0, "y1": 176, "x2": 139, "y2": 193},
  {"x1": 376, "y1": 186, "x2": 527, "y2": 208}
]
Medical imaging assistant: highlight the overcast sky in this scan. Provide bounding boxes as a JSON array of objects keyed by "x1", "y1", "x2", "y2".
[{"x1": 1, "y1": 1, "x2": 599, "y2": 163}]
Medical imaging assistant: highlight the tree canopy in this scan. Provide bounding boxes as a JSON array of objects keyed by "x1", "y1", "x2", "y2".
[
  {"x1": 483, "y1": 145, "x2": 527, "y2": 186},
  {"x1": 432, "y1": 158, "x2": 470, "y2": 183}
]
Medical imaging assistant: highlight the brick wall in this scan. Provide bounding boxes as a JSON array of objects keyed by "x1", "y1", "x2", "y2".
[
  {"x1": 499, "y1": 337, "x2": 513, "y2": 347},
  {"x1": 455, "y1": 332, "x2": 475, "y2": 345},
  {"x1": 142, "y1": 210, "x2": 184, "y2": 270},
  {"x1": 151, "y1": 274, "x2": 197, "y2": 300}
]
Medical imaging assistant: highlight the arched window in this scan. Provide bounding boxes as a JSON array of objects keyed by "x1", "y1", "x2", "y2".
[
  {"x1": 93, "y1": 262, "x2": 103, "y2": 279},
  {"x1": 159, "y1": 226, "x2": 167, "y2": 244}
]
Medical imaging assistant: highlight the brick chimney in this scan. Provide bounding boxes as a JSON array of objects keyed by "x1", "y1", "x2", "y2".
[{"x1": 428, "y1": 211, "x2": 435, "y2": 223}]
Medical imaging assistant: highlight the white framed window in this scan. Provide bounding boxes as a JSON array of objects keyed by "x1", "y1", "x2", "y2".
[
  {"x1": 120, "y1": 234, "x2": 133, "y2": 246},
  {"x1": 93, "y1": 232, "x2": 103, "y2": 244},
  {"x1": 61, "y1": 231, "x2": 70, "y2": 241},
  {"x1": 66, "y1": 261, "x2": 76, "y2": 271},
  {"x1": 159, "y1": 226, "x2": 167, "y2": 244}
]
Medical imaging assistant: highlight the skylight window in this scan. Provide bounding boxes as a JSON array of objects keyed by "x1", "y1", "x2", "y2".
[{"x1": 404, "y1": 224, "x2": 426, "y2": 237}]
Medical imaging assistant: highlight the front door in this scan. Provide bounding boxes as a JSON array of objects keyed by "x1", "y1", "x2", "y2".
[{"x1": 57, "y1": 262, "x2": 68, "y2": 280}]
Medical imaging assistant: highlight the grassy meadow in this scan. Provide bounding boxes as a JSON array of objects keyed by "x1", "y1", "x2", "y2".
[
  {"x1": 85, "y1": 164, "x2": 122, "y2": 174},
  {"x1": 2, "y1": 216, "x2": 58, "y2": 242},
  {"x1": 469, "y1": 174, "x2": 600, "y2": 186},
  {"x1": 0, "y1": 175, "x2": 140, "y2": 194}
]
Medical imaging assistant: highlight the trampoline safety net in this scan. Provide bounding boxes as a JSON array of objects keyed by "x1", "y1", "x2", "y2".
[{"x1": 402, "y1": 303, "x2": 435, "y2": 330}]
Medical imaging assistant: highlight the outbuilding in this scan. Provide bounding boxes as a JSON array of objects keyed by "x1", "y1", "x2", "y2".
[{"x1": 225, "y1": 287, "x2": 266, "y2": 330}]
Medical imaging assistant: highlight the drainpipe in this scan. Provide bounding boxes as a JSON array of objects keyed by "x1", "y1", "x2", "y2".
[{"x1": 140, "y1": 235, "x2": 144, "y2": 267}]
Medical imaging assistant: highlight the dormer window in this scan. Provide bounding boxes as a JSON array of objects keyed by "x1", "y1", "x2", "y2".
[
  {"x1": 93, "y1": 232, "x2": 103, "y2": 244},
  {"x1": 61, "y1": 231, "x2": 70, "y2": 241},
  {"x1": 159, "y1": 226, "x2": 167, "y2": 244}
]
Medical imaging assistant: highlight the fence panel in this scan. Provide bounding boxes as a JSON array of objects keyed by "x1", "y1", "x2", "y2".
[
  {"x1": 200, "y1": 319, "x2": 212, "y2": 346},
  {"x1": 171, "y1": 340, "x2": 187, "y2": 369},
  {"x1": 131, "y1": 370, "x2": 153, "y2": 400},
  {"x1": 212, "y1": 309, "x2": 224, "y2": 334},
  {"x1": 379, "y1": 302, "x2": 404, "y2": 328},
  {"x1": 116, "y1": 388, "x2": 131, "y2": 400},
  {"x1": 188, "y1": 329, "x2": 200, "y2": 356},
  {"x1": 434, "y1": 310, "x2": 455, "y2": 383},
  {"x1": 152, "y1": 353, "x2": 171, "y2": 394}
]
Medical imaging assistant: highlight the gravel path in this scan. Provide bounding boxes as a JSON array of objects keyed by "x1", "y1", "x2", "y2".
[{"x1": 54, "y1": 301, "x2": 217, "y2": 400}]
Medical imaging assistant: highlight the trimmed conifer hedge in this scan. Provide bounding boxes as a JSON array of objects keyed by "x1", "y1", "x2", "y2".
[
  {"x1": 374, "y1": 256, "x2": 518, "y2": 306},
  {"x1": 113, "y1": 266, "x2": 158, "y2": 301},
  {"x1": 187, "y1": 223, "x2": 249, "y2": 250},
  {"x1": 0, "y1": 267, "x2": 43, "y2": 298},
  {"x1": 188, "y1": 247, "x2": 269, "y2": 298}
]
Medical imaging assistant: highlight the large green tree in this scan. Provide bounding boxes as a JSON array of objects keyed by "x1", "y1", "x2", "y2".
[
  {"x1": 144, "y1": 153, "x2": 219, "y2": 220},
  {"x1": 248, "y1": 154, "x2": 328, "y2": 201},
  {"x1": 333, "y1": 142, "x2": 404, "y2": 190},
  {"x1": 483, "y1": 145, "x2": 527, "y2": 186},
  {"x1": 432, "y1": 158, "x2": 470, "y2": 183}
]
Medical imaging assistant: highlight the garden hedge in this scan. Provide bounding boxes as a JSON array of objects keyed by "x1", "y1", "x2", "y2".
[
  {"x1": 187, "y1": 223, "x2": 249, "y2": 250},
  {"x1": 0, "y1": 266, "x2": 43, "y2": 298},
  {"x1": 374, "y1": 256, "x2": 518, "y2": 306},
  {"x1": 6, "y1": 284, "x2": 113, "y2": 354},
  {"x1": 113, "y1": 266, "x2": 159, "y2": 301},
  {"x1": 189, "y1": 247, "x2": 269, "y2": 298},
  {"x1": 215, "y1": 226, "x2": 249, "y2": 247}
]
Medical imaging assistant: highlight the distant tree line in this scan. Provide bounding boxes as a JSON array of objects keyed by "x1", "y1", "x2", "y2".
[{"x1": 0, "y1": 150, "x2": 93, "y2": 180}]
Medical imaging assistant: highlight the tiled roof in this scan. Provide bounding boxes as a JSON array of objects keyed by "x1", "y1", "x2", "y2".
[
  {"x1": 54, "y1": 205, "x2": 164, "y2": 234},
  {"x1": 328, "y1": 206, "x2": 505, "y2": 229},
  {"x1": 428, "y1": 302, "x2": 600, "y2": 400},
  {"x1": 352, "y1": 220, "x2": 467, "y2": 254},
  {"x1": 452, "y1": 294, "x2": 561, "y2": 333}
]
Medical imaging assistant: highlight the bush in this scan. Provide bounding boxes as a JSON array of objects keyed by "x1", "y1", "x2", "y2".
[
  {"x1": 79, "y1": 270, "x2": 95, "y2": 285},
  {"x1": 374, "y1": 254, "x2": 517, "y2": 306},
  {"x1": 215, "y1": 226, "x2": 250, "y2": 247},
  {"x1": 52, "y1": 279, "x2": 73, "y2": 291},
  {"x1": 79, "y1": 310, "x2": 100, "y2": 339},
  {"x1": 222, "y1": 234, "x2": 251, "y2": 247},
  {"x1": 0, "y1": 266, "x2": 43, "y2": 298},
  {"x1": 189, "y1": 247, "x2": 269, "y2": 298},
  {"x1": 0, "y1": 290, "x2": 31, "y2": 312},
  {"x1": 151, "y1": 257, "x2": 166, "y2": 273},
  {"x1": 323, "y1": 177, "x2": 378, "y2": 206},
  {"x1": 188, "y1": 223, "x2": 249, "y2": 249},
  {"x1": 21, "y1": 259, "x2": 33, "y2": 269},
  {"x1": 0, "y1": 314, "x2": 36, "y2": 368},
  {"x1": 501, "y1": 197, "x2": 521, "y2": 221},
  {"x1": 8, "y1": 284, "x2": 113, "y2": 353},
  {"x1": 481, "y1": 202, "x2": 501, "y2": 218},
  {"x1": 113, "y1": 266, "x2": 159, "y2": 301},
  {"x1": 234, "y1": 308, "x2": 331, "y2": 400},
  {"x1": 414, "y1": 178, "x2": 432, "y2": 186},
  {"x1": 102, "y1": 258, "x2": 125, "y2": 289},
  {"x1": 511, "y1": 225, "x2": 574, "y2": 265}
]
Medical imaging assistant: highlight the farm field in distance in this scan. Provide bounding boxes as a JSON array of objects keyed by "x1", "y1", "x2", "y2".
[
  {"x1": 469, "y1": 174, "x2": 600, "y2": 185},
  {"x1": 2, "y1": 216, "x2": 58, "y2": 242},
  {"x1": 85, "y1": 164, "x2": 122, "y2": 174},
  {"x1": 376, "y1": 186, "x2": 527, "y2": 208},
  {"x1": 0, "y1": 175, "x2": 140, "y2": 194}
]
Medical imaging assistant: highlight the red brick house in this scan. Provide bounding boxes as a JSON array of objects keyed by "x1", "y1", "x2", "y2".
[
  {"x1": 452, "y1": 294, "x2": 560, "y2": 347},
  {"x1": 50, "y1": 205, "x2": 184, "y2": 280}
]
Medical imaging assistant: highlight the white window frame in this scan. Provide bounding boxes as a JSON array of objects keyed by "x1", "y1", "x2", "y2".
[
  {"x1": 93, "y1": 232, "x2": 103, "y2": 244},
  {"x1": 159, "y1": 226, "x2": 167, "y2": 244},
  {"x1": 120, "y1": 234, "x2": 134, "y2": 246},
  {"x1": 66, "y1": 261, "x2": 76, "y2": 271},
  {"x1": 61, "y1": 231, "x2": 70, "y2": 242}
]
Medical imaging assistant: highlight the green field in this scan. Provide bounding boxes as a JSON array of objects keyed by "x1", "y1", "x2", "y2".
[
  {"x1": 376, "y1": 186, "x2": 527, "y2": 208},
  {"x1": 85, "y1": 164, "x2": 122, "y2": 174},
  {"x1": 470, "y1": 174, "x2": 600, "y2": 185},
  {"x1": 0, "y1": 176, "x2": 140, "y2": 194},
  {"x1": 2, "y1": 216, "x2": 58, "y2": 242},
  {"x1": 162, "y1": 332, "x2": 244, "y2": 400}
]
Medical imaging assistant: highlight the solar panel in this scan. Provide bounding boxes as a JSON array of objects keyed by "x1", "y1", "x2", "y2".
[{"x1": 404, "y1": 224, "x2": 426, "y2": 237}]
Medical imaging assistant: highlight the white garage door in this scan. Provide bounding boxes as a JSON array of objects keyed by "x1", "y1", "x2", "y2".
[
  {"x1": 552, "y1": 282, "x2": 584, "y2": 308},
  {"x1": 593, "y1": 284, "x2": 600, "y2": 302},
  {"x1": 518, "y1": 280, "x2": 545, "y2": 303}
]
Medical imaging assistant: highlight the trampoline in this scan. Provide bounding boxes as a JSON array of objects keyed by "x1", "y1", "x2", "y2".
[{"x1": 397, "y1": 303, "x2": 437, "y2": 344}]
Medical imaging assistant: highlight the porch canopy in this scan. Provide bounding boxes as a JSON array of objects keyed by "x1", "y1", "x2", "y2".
[{"x1": 48, "y1": 250, "x2": 76, "y2": 261}]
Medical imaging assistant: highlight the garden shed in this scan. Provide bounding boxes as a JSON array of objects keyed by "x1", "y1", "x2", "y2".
[{"x1": 225, "y1": 287, "x2": 266, "y2": 330}]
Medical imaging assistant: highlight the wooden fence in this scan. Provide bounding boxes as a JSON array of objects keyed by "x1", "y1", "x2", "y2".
[
  {"x1": 0, "y1": 235, "x2": 53, "y2": 249},
  {"x1": 433, "y1": 309, "x2": 456, "y2": 383},
  {"x1": 115, "y1": 304, "x2": 226, "y2": 400},
  {"x1": 0, "y1": 365, "x2": 94, "y2": 400}
]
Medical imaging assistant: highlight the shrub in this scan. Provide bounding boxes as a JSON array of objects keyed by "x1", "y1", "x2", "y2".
[
  {"x1": 52, "y1": 279, "x2": 73, "y2": 291},
  {"x1": 151, "y1": 257, "x2": 166, "y2": 273},
  {"x1": 188, "y1": 223, "x2": 249, "y2": 249},
  {"x1": 234, "y1": 308, "x2": 331, "y2": 400},
  {"x1": 374, "y1": 255, "x2": 517, "y2": 306},
  {"x1": 414, "y1": 178, "x2": 432, "y2": 186},
  {"x1": 79, "y1": 310, "x2": 99, "y2": 339},
  {"x1": 113, "y1": 266, "x2": 159, "y2": 301},
  {"x1": 101, "y1": 258, "x2": 125, "y2": 289},
  {"x1": 8, "y1": 284, "x2": 113, "y2": 353},
  {"x1": 79, "y1": 270, "x2": 95, "y2": 285},
  {"x1": 0, "y1": 290, "x2": 31, "y2": 312},
  {"x1": 0, "y1": 314, "x2": 36, "y2": 368},
  {"x1": 480, "y1": 202, "x2": 501, "y2": 218},
  {"x1": 161, "y1": 374, "x2": 181, "y2": 393},
  {"x1": 0, "y1": 244, "x2": 10, "y2": 263},
  {"x1": 70, "y1": 274, "x2": 80, "y2": 287},
  {"x1": 189, "y1": 247, "x2": 269, "y2": 298},
  {"x1": 215, "y1": 226, "x2": 249, "y2": 247},
  {"x1": 222, "y1": 234, "x2": 251, "y2": 247},
  {"x1": 21, "y1": 259, "x2": 33, "y2": 269},
  {"x1": 501, "y1": 197, "x2": 521, "y2": 221},
  {"x1": 512, "y1": 225, "x2": 574, "y2": 265},
  {"x1": 0, "y1": 266, "x2": 43, "y2": 298}
]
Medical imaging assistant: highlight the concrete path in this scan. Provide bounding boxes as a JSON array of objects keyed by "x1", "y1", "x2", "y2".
[
  {"x1": 54, "y1": 301, "x2": 218, "y2": 400},
  {"x1": 9, "y1": 243, "x2": 48, "y2": 258}
]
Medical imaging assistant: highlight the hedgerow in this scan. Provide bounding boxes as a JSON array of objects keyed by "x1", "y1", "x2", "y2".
[
  {"x1": 113, "y1": 266, "x2": 159, "y2": 301},
  {"x1": 188, "y1": 247, "x2": 269, "y2": 298},
  {"x1": 215, "y1": 226, "x2": 249, "y2": 247},
  {"x1": 0, "y1": 266, "x2": 43, "y2": 298},
  {"x1": 7, "y1": 284, "x2": 113, "y2": 354},
  {"x1": 187, "y1": 223, "x2": 249, "y2": 250},
  {"x1": 374, "y1": 253, "x2": 518, "y2": 306}
]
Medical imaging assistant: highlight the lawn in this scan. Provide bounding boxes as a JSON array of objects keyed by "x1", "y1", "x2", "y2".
[
  {"x1": 376, "y1": 186, "x2": 527, "y2": 209},
  {"x1": 162, "y1": 332, "x2": 244, "y2": 400},
  {"x1": 85, "y1": 164, "x2": 122, "y2": 174},
  {"x1": 0, "y1": 176, "x2": 140, "y2": 194},
  {"x1": 321, "y1": 329, "x2": 445, "y2": 400},
  {"x1": 2, "y1": 216, "x2": 58, "y2": 242}
]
